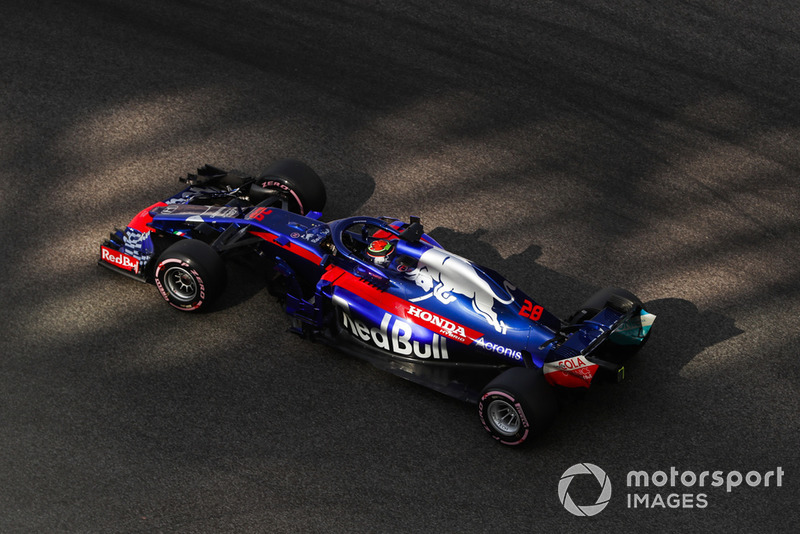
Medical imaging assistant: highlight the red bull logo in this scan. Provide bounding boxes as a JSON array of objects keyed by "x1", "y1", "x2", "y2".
[
  {"x1": 406, "y1": 248, "x2": 515, "y2": 334},
  {"x1": 341, "y1": 310, "x2": 449, "y2": 360},
  {"x1": 101, "y1": 246, "x2": 140, "y2": 274}
]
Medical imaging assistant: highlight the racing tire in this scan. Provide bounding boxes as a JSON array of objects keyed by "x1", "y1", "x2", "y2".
[
  {"x1": 154, "y1": 239, "x2": 226, "y2": 311},
  {"x1": 478, "y1": 367, "x2": 557, "y2": 446},
  {"x1": 250, "y1": 159, "x2": 326, "y2": 215}
]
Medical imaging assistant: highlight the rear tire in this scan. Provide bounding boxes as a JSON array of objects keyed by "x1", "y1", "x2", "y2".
[
  {"x1": 154, "y1": 239, "x2": 226, "y2": 311},
  {"x1": 249, "y1": 159, "x2": 326, "y2": 215},
  {"x1": 478, "y1": 368, "x2": 557, "y2": 446}
]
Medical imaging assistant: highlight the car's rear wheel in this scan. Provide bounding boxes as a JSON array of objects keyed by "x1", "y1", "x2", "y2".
[
  {"x1": 154, "y1": 239, "x2": 226, "y2": 311},
  {"x1": 478, "y1": 367, "x2": 557, "y2": 446},
  {"x1": 249, "y1": 159, "x2": 326, "y2": 215}
]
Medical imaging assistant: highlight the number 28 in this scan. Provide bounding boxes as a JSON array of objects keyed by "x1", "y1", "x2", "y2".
[{"x1": 519, "y1": 299, "x2": 544, "y2": 321}]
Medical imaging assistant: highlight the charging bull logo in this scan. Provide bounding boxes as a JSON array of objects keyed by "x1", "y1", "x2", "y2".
[{"x1": 406, "y1": 248, "x2": 515, "y2": 333}]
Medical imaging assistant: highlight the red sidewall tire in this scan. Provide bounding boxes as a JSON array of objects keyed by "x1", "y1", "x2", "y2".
[
  {"x1": 478, "y1": 368, "x2": 557, "y2": 446},
  {"x1": 478, "y1": 390, "x2": 531, "y2": 446},
  {"x1": 255, "y1": 159, "x2": 326, "y2": 215},
  {"x1": 154, "y1": 240, "x2": 225, "y2": 312}
]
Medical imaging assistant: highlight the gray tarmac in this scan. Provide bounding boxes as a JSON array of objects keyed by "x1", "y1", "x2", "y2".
[{"x1": 1, "y1": 0, "x2": 798, "y2": 532}]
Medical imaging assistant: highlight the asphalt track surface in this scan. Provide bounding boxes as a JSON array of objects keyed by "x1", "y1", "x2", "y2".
[{"x1": 2, "y1": 0, "x2": 799, "y2": 532}]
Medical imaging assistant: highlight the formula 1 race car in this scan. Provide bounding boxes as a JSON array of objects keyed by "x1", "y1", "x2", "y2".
[{"x1": 99, "y1": 159, "x2": 655, "y2": 445}]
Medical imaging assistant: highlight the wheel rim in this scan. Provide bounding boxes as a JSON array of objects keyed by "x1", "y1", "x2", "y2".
[
  {"x1": 486, "y1": 399, "x2": 521, "y2": 437},
  {"x1": 163, "y1": 266, "x2": 198, "y2": 302}
]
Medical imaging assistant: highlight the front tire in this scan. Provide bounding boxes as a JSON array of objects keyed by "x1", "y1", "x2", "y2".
[
  {"x1": 154, "y1": 239, "x2": 226, "y2": 311},
  {"x1": 249, "y1": 159, "x2": 326, "y2": 215},
  {"x1": 478, "y1": 368, "x2": 557, "y2": 446}
]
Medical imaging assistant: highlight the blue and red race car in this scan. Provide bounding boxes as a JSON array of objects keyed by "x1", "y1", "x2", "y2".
[{"x1": 99, "y1": 159, "x2": 655, "y2": 445}]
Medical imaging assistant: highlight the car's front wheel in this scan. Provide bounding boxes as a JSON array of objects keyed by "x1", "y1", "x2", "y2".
[
  {"x1": 478, "y1": 367, "x2": 557, "y2": 446},
  {"x1": 249, "y1": 159, "x2": 326, "y2": 215},
  {"x1": 154, "y1": 239, "x2": 226, "y2": 311}
]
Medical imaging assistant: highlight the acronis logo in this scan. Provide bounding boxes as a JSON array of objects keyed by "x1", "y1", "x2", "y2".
[{"x1": 474, "y1": 337, "x2": 523, "y2": 360}]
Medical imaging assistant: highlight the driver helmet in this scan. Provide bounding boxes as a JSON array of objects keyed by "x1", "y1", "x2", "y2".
[{"x1": 367, "y1": 239, "x2": 395, "y2": 267}]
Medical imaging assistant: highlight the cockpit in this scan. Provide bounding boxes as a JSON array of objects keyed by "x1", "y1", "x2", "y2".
[{"x1": 331, "y1": 216, "x2": 431, "y2": 275}]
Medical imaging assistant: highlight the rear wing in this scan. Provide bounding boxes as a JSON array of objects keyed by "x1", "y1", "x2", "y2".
[{"x1": 543, "y1": 298, "x2": 655, "y2": 388}]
